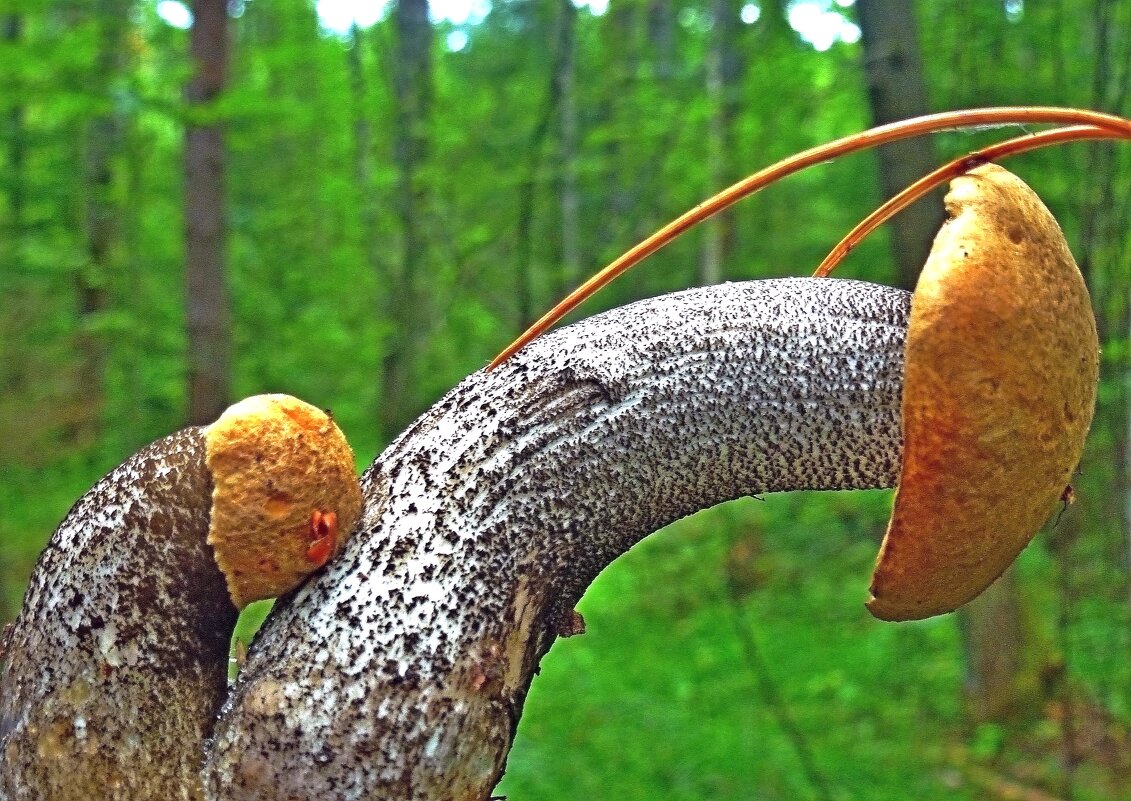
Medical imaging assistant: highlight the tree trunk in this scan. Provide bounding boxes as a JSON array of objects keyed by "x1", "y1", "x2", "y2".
[
  {"x1": 759, "y1": 0, "x2": 792, "y2": 43},
  {"x1": 348, "y1": 22, "x2": 386, "y2": 437},
  {"x1": 1074, "y1": 0, "x2": 1131, "y2": 629},
  {"x1": 184, "y1": 0, "x2": 231, "y2": 426},
  {"x1": 646, "y1": 0, "x2": 675, "y2": 81},
  {"x1": 76, "y1": 4, "x2": 128, "y2": 448},
  {"x1": 349, "y1": 22, "x2": 380, "y2": 281},
  {"x1": 557, "y1": 0, "x2": 581, "y2": 291},
  {"x1": 855, "y1": 0, "x2": 943, "y2": 291},
  {"x1": 382, "y1": 0, "x2": 433, "y2": 440},
  {"x1": 4, "y1": 14, "x2": 24, "y2": 248},
  {"x1": 956, "y1": 568, "x2": 1028, "y2": 724},
  {"x1": 856, "y1": 0, "x2": 1029, "y2": 724},
  {"x1": 0, "y1": 15, "x2": 25, "y2": 621},
  {"x1": 518, "y1": 1, "x2": 580, "y2": 321},
  {"x1": 700, "y1": 0, "x2": 742, "y2": 286},
  {"x1": 596, "y1": 0, "x2": 638, "y2": 255}
]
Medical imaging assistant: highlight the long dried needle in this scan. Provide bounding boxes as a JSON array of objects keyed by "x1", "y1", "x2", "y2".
[
  {"x1": 489, "y1": 107, "x2": 1131, "y2": 369},
  {"x1": 814, "y1": 125, "x2": 1121, "y2": 278}
]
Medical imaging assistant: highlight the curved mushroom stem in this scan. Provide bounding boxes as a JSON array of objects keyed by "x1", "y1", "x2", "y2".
[
  {"x1": 204, "y1": 277, "x2": 909, "y2": 800},
  {"x1": 0, "y1": 428, "x2": 236, "y2": 800}
]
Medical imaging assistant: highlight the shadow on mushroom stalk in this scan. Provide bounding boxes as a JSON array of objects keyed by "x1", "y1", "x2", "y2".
[{"x1": 0, "y1": 108, "x2": 1111, "y2": 800}]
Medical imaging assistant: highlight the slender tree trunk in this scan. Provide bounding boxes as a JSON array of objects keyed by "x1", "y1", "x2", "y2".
[
  {"x1": 1126, "y1": 338, "x2": 1131, "y2": 623},
  {"x1": 349, "y1": 21, "x2": 385, "y2": 379},
  {"x1": 4, "y1": 14, "x2": 24, "y2": 249},
  {"x1": 517, "y1": 2, "x2": 575, "y2": 323},
  {"x1": 856, "y1": 0, "x2": 1029, "y2": 723},
  {"x1": 0, "y1": 1, "x2": 11, "y2": 617},
  {"x1": 557, "y1": 0, "x2": 581, "y2": 290},
  {"x1": 184, "y1": 0, "x2": 231, "y2": 426},
  {"x1": 760, "y1": 0, "x2": 791, "y2": 43},
  {"x1": 700, "y1": 0, "x2": 742, "y2": 286},
  {"x1": 382, "y1": 0, "x2": 433, "y2": 439},
  {"x1": 646, "y1": 0, "x2": 675, "y2": 81},
  {"x1": 1075, "y1": 0, "x2": 1131, "y2": 628},
  {"x1": 349, "y1": 22, "x2": 376, "y2": 269},
  {"x1": 596, "y1": 0, "x2": 638, "y2": 255},
  {"x1": 0, "y1": 16, "x2": 25, "y2": 621},
  {"x1": 514, "y1": 144, "x2": 540, "y2": 329},
  {"x1": 76, "y1": 4, "x2": 128, "y2": 447},
  {"x1": 855, "y1": 0, "x2": 943, "y2": 290},
  {"x1": 700, "y1": 1, "x2": 726, "y2": 286},
  {"x1": 956, "y1": 569, "x2": 1028, "y2": 724}
]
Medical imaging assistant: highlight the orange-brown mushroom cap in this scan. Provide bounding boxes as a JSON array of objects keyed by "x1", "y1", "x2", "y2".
[
  {"x1": 867, "y1": 164, "x2": 1099, "y2": 621},
  {"x1": 204, "y1": 394, "x2": 363, "y2": 609}
]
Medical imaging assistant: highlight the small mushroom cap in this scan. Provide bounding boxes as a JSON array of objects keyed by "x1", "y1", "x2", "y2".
[
  {"x1": 868, "y1": 164, "x2": 1098, "y2": 621},
  {"x1": 205, "y1": 394, "x2": 363, "y2": 609}
]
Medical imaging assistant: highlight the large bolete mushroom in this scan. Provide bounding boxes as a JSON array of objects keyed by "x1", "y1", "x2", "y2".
[{"x1": 868, "y1": 164, "x2": 1099, "y2": 620}]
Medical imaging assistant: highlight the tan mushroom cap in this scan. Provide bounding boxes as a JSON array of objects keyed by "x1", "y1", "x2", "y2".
[
  {"x1": 204, "y1": 394, "x2": 363, "y2": 609},
  {"x1": 867, "y1": 164, "x2": 1099, "y2": 622}
]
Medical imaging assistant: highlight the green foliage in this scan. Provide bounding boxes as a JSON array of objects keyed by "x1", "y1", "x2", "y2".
[
  {"x1": 2, "y1": 0, "x2": 1131, "y2": 798},
  {"x1": 499, "y1": 494, "x2": 976, "y2": 801}
]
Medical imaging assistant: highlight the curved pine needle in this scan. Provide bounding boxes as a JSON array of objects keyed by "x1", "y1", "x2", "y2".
[
  {"x1": 488, "y1": 107, "x2": 1131, "y2": 369},
  {"x1": 813, "y1": 124, "x2": 1122, "y2": 278}
]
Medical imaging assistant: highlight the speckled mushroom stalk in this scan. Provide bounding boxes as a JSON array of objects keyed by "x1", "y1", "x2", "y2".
[
  {"x1": 0, "y1": 396, "x2": 361, "y2": 801},
  {"x1": 0, "y1": 428, "x2": 232, "y2": 801},
  {"x1": 202, "y1": 277, "x2": 909, "y2": 800}
]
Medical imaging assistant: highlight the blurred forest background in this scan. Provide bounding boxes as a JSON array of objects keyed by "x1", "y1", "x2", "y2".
[{"x1": 2, "y1": 0, "x2": 1131, "y2": 798}]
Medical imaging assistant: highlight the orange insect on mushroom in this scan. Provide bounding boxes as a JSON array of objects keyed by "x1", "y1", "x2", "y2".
[{"x1": 306, "y1": 510, "x2": 340, "y2": 568}]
